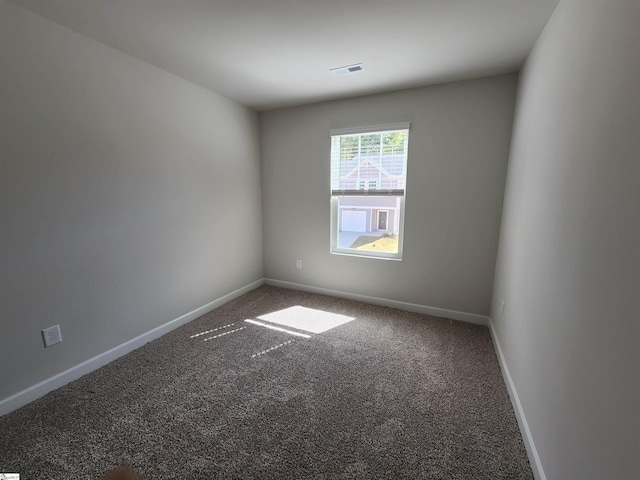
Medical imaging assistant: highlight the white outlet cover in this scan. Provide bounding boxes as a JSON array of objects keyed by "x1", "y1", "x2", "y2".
[
  {"x1": 296, "y1": 260, "x2": 303, "y2": 269},
  {"x1": 42, "y1": 325, "x2": 62, "y2": 348}
]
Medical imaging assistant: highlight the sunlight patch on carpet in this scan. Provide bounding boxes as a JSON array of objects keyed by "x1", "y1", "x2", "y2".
[
  {"x1": 244, "y1": 319, "x2": 311, "y2": 338},
  {"x1": 190, "y1": 323, "x2": 235, "y2": 338},
  {"x1": 257, "y1": 306, "x2": 355, "y2": 334},
  {"x1": 251, "y1": 340, "x2": 295, "y2": 358},
  {"x1": 203, "y1": 326, "x2": 245, "y2": 341}
]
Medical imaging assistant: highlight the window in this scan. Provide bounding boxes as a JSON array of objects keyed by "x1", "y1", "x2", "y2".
[{"x1": 330, "y1": 123, "x2": 410, "y2": 260}]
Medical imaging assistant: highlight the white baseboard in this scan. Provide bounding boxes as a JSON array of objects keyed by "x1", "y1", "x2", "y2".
[
  {"x1": 264, "y1": 278, "x2": 489, "y2": 326},
  {"x1": 0, "y1": 279, "x2": 264, "y2": 417},
  {"x1": 488, "y1": 317, "x2": 546, "y2": 480}
]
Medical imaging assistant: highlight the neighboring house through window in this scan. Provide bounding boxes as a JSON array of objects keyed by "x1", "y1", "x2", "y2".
[{"x1": 330, "y1": 123, "x2": 410, "y2": 260}]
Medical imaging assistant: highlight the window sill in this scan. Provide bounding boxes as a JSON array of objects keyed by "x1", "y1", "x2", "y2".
[{"x1": 330, "y1": 249, "x2": 403, "y2": 261}]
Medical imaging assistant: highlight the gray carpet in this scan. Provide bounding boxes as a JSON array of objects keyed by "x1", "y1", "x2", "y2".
[{"x1": 0, "y1": 286, "x2": 533, "y2": 479}]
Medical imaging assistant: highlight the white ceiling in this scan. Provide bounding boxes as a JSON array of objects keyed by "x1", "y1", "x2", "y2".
[{"x1": 9, "y1": 0, "x2": 559, "y2": 111}]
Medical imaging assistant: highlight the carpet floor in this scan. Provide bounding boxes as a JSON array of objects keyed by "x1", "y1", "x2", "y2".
[{"x1": 0, "y1": 286, "x2": 533, "y2": 479}]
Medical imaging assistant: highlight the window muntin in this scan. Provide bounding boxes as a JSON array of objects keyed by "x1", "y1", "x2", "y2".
[{"x1": 330, "y1": 124, "x2": 409, "y2": 260}]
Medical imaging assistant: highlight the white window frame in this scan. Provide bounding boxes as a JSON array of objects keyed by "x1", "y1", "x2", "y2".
[{"x1": 329, "y1": 123, "x2": 410, "y2": 260}]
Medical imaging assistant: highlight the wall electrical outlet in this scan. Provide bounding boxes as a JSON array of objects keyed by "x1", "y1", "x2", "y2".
[
  {"x1": 296, "y1": 259, "x2": 303, "y2": 269},
  {"x1": 500, "y1": 300, "x2": 505, "y2": 318},
  {"x1": 42, "y1": 324, "x2": 62, "y2": 348}
]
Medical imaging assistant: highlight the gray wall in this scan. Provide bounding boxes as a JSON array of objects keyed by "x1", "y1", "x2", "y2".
[
  {"x1": 0, "y1": 1, "x2": 263, "y2": 400},
  {"x1": 491, "y1": 1, "x2": 640, "y2": 478},
  {"x1": 260, "y1": 75, "x2": 517, "y2": 315}
]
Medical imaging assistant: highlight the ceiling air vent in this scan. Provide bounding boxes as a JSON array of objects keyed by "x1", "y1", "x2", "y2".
[{"x1": 330, "y1": 63, "x2": 366, "y2": 76}]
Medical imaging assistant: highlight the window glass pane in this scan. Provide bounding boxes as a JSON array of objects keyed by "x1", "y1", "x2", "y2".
[
  {"x1": 335, "y1": 196, "x2": 401, "y2": 255},
  {"x1": 331, "y1": 129, "x2": 408, "y2": 192}
]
